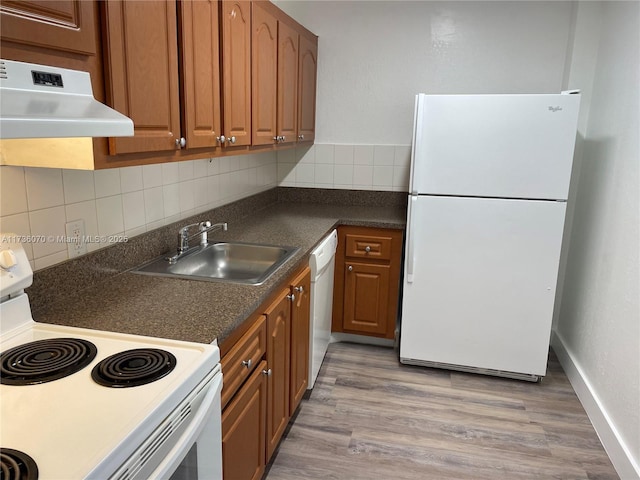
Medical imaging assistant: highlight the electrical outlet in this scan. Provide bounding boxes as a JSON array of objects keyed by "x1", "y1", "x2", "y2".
[{"x1": 65, "y1": 219, "x2": 87, "y2": 257}]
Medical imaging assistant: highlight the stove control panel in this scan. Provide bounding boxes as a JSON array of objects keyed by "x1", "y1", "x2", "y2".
[{"x1": 0, "y1": 234, "x2": 33, "y2": 297}]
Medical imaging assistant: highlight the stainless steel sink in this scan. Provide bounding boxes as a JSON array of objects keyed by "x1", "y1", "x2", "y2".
[{"x1": 132, "y1": 242, "x2": 299, "y2": 285}]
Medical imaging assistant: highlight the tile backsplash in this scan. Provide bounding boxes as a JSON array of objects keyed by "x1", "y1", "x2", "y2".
[
  {"x1": 0, "y1": 153, "x2": 277, "y2": 270},
  {"x1": 277, "y1": 144, "x2": 411, "y2": 191},
  {"x1": 0, "y1": 144, "x2": 411, "y2": 271}
]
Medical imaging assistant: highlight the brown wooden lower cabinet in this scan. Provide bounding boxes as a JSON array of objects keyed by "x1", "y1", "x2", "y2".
[
  {"x1": 264, "y1": 288, "x2": 291, "y2": 460},
  {"x1": 343, "y1": 261, "x2": 391, "y2": 336},
  {"x1": 333, "y1": 227, "x2": 404, "y2": 339},
  {"x1": 221, "y1": 360, "x2": 267, "y2": 480},
  {"x1": 221, "y1": 264, "x2": 311, "y2": 478},
  {"x1": 289, "y1": 267, "x2": 311, "y2": 416}
]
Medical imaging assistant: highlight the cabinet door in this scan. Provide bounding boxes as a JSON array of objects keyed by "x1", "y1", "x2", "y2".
[
  {"x1": 221, "y1": 0, "x2": 252, "y2": 147},
  {"x1": 221, "y1": 315, "x2": 267, "y2": 410},
  {"x1": 179, "y1": 0, "x2": 222, "y2": 150},
  {"x1": 103, "y1": 0, "x2": 181, "y2": 155},
  {"x1": 264, "y1": 289, "x2": 291, "y2": 461},
  {"x1": 277, "y1": 21, "x2": 298, "y2": 145},
  {"x1": 297, "y1": 35, "x2": 317, "y2": 143},
  {"x1": 343, "y1": 262, "x2": 390, "y2": 336},
  {"x1": 289, "y1": 267, "x2": 310, "y2": 415},
  {"x1": 0, "y1": 0, "x2": 96, "y2": 55},
  {"x1": 222, "y1": 360, "x2": 267, "y2": 480},
  {"x1": 251, "y1": 1, "x2": 277, "y2": 146}
]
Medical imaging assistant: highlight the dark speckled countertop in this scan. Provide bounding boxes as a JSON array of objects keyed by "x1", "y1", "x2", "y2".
[{"x1": 32, "y1": 193, "x2": 406, "y2": 347}]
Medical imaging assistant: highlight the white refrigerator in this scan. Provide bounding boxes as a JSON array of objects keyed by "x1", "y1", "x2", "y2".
[{"x1": 399, "y1": 92, "x2": 580, "y2": 381}]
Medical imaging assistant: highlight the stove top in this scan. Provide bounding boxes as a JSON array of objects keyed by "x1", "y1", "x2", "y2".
[
  {"x1": 91, "y1": 348, "x2": 177, "y2": 388},
  {"x1": 0, "y1": 448, "x2": 38, "y2": 480},
  {"x1": 0, "y1": 236, "x2": 221, "y2": 479},
  {"x1": 0, "y1": 337, "x2": 98, "y2": 385}
]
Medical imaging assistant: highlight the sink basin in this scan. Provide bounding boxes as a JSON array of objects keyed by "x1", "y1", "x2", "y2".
[{"x1": 132, "y1": 242, "x2": 299, "y2": 285}]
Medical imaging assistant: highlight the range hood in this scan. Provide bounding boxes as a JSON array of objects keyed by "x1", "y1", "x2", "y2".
[{"x1": 0, "y1": 59, "x2": 133, "y2": 139}]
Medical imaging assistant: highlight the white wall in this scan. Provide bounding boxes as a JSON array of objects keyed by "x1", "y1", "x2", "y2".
[
  {"x1": 0, "y1": 154, "x2": 277, "y2": 270},
  {"x1": 275, "y1": 0, "x2": 574, "y2": 145},
  {"x1": 553, "y1": 2, "x2": 640, "y2": 478}
]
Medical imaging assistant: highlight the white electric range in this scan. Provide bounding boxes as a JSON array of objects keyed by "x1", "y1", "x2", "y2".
[{"x1": 0, "y1": 235, "x2": 223, "y2": 480}]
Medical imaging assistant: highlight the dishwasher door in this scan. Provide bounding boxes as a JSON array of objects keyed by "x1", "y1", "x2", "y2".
[{"x1": 308, "y1": 229, "x2": 338, "y2": 389}]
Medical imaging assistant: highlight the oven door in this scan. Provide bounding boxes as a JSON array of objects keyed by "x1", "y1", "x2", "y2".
[{"x1": 147, "y1": 369, "x2": 223, "y2": 480}]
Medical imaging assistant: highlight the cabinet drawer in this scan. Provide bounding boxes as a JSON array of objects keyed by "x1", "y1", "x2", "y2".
[
  {"x1": 345, "y1": 233, "x2": 393, "y2": 261},
  {"x1": 221, "y1": 315, "x2": 267, "y2": 409}
]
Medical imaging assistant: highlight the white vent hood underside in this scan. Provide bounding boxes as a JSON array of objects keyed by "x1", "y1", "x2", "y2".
[{"x1": 0, "y1": 59, "x2": 133, "y2": 139}]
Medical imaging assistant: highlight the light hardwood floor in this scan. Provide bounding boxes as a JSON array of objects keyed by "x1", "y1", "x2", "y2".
[{"x1": 265, "y1": 342, "x2": 618, "y2": 480}]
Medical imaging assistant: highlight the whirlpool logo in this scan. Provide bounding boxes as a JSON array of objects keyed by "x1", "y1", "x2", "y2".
[{"x1": 548, "y1": 106, "x2": 563, "y2": 112}]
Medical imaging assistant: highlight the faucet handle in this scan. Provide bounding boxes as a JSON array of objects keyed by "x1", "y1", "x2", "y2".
[{"x1": 178, "y1": 222, "x2": 201, "y2": 253}]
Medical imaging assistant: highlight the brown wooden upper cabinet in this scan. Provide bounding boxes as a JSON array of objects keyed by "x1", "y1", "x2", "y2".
[
  {"x1": 180, "y1": 0, "x2": 223, "y2": 150},
  {"x1": 221, "y1": 0, "x2": 252, "y2": 148},
  {"x1": 251, "y1": 1, "x2": 278, "y2": 146},
  {"x1": 102, "y1": 0, "x2": 222, "y2": 155},
  {"x1": 251, "y1": 1, "x2": 317, "y2": 147},
  {"x1": 0, "y1": 0, "x2": 97, "y2": 56},
  {"x1": 297, "y1": 34, "x2": 317, "y2": 144},
  {"x1": 3, "y1": 0, "x2": 316, "y2": 166}
]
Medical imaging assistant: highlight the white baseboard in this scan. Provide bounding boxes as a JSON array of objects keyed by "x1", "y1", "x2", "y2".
[{"x1": 551, "y1": 330, "x2": 640, "y2": 480}]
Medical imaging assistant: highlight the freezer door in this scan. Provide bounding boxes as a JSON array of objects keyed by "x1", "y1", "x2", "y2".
[
  {"x1": 411, "y1": 94, "x2": 580, "y2": 200},
  {"x1": 400, "y1": 195, "x2": 566, "y2": 377}
]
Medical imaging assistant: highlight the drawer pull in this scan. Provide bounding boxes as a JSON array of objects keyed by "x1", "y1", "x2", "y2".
[
  {"x1": 287, "y1": 293, "x2": 295, "y2": 301},
  {"x1": 241, "y1": 359, "x2": 252, "y2": 369},
  {"x1": 365, "y1": 246, "x2": 371, "y2": 253},
  {"x1": 294, "y1": 285, "x2": 304, "y2": 293},
  {"x1": 262, "y1": 368, "x2": 272, "y2": 376},
  {"x1": 348, "y1": 265, "x2": 353, "y2": 272}
]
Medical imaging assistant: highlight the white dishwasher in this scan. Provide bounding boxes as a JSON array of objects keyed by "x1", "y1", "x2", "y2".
[{"x1": 308, "y1": 229, "x2": 338, "y2": 389}]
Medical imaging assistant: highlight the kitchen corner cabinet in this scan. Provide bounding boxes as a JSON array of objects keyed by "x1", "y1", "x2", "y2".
[
  {"x1": 333, "y1": 227, "x2": 403, "y2": 339},
  {"x1": 220, "y1": 264, "x2": 311, "y2": 479}
]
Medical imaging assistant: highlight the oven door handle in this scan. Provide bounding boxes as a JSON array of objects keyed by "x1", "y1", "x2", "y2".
[{"x1": 149, "y1": 370, "x2": 223, "y2": 479}]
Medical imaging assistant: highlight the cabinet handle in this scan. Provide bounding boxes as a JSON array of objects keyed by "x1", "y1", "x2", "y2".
[
  {"x1": 294, "y1": 285, "x2": 304, "y2": 293},
  {"x1": 175, "y1": 137, "x2": 186, "y2": 149},
  {"x1": 241, "y1": 359, "x2": 252, "y2": 369},
  {"x1": 365, "y1": 246, "x2": 371, "y2": 253},
  {"x1": 228, "y1": 136, "x2": 236, "y2": 144},
  {"x1": 216, "y1": 135, "x2": 226, "y2": 144},
  {"x1": 298, "y1": 134, "x2": 305, "y2": 141},
  {"x1": 287, "y1": 293, "x2": 296, "y2": 301},
  {"x1": 262, "y1": 368, "x2": 272, "y2": 376},
  {"x1": 281, "y1": 135, "x2": 286, "y2": 142},
  {"x1": 348, "y1": 265, "x2": 353, "y2": 272}
]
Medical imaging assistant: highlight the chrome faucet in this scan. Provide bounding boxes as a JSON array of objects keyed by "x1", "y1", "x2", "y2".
[{"x1": 167, "y1": 221, "x2": 228, "y2": 263}]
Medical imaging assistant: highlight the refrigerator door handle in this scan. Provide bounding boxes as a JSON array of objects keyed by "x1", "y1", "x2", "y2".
[{"x1": 406, "y1": 195, "x2": 417, "y2": 283}]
